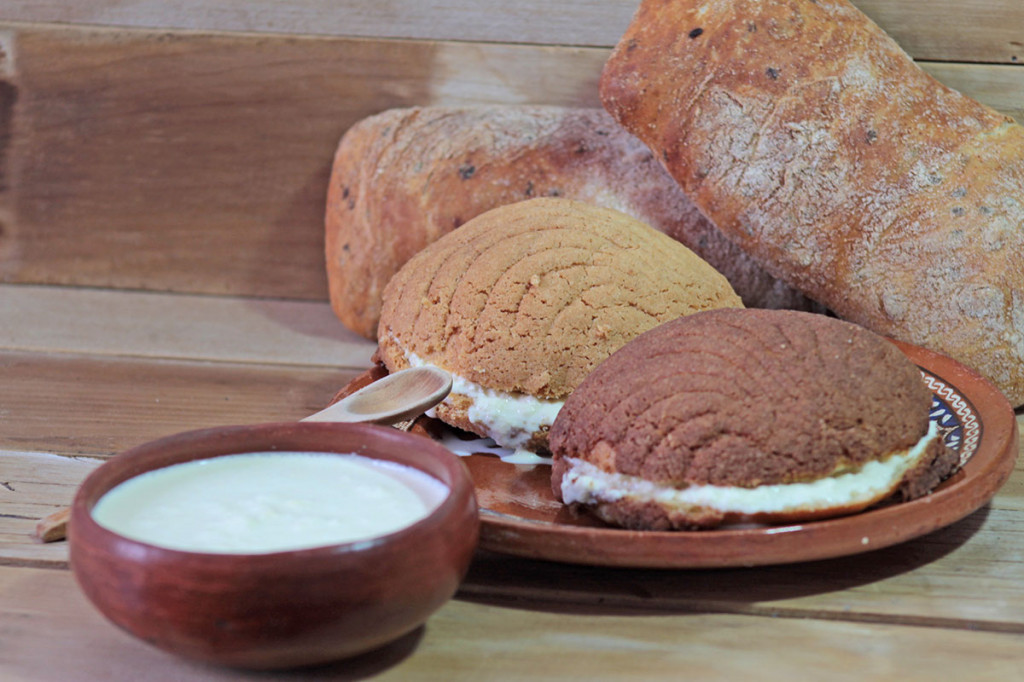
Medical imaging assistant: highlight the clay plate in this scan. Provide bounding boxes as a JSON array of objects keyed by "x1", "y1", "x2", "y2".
[{"x1": 338, "y1": 340, "x2": 1018, "y2": 568}]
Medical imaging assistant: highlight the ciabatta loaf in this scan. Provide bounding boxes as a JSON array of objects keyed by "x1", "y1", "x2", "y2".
[
  {"x1": 600, "y1": 0, "x2": 1024, "y2": 405},
  {"x1": 325, "y1": 106, "x2": 818, "y2": 339}
]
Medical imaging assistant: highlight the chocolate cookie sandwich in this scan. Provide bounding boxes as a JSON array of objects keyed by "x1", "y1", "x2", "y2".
[
  {"x1": 376, "y1": 197, "x2": 743, "y2": 456},
  {"x1": 549, "y1": 308, "x2": 958, "y2": 529}
]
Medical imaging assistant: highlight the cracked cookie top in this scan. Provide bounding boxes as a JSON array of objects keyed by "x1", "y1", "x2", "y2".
[
  {"x1": 376, "y1": 197, "x2": 743, "y2": 399},
  {"x1": 549, "y1": 308, "x2": 934, "y2": 486}
]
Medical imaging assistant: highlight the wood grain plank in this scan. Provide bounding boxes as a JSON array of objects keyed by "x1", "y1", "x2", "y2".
[
  {"x1": 0, "y1": 350, "x2": 359, "y2": 456},
  {"x1": 856, "y1": 0, "x2": 1024, "y2": 65},
  {"x1": 0, "y1": 1, "x2": 1021, "y2": 65},
  {"x1": 2, "y1": 1, "x2": 640, "y2": 47},
  {"x1": 0, "y1": 25, "x2": 1020, "y2": 299},
  {"x1": 0, "y1": 451, "x2": 101, "y2": 567},
  {"x1": 997, "y1": 452, "x2": 1024, "y2": 512},
  {"x1": 0, "y1": 26, "x2": 439, "y2": 299},
  {"x1": 0, "y1": 24, "x2": 603, "y2": 298},
  {"x1": 462, "y1": 504, "x2": 1024, "y2": 632},
  {"x1": 923, "y1": 62, "x2": 1024, "y2": 124},
  {"x1": 0, "y1": 285, "x2": 374, "y2": 563},
  {"x1": 0, "y1": 284, "x2": 375, "y2": 368},
  {"x1": 2, "y1": 565, "x2": 1024, "y2": 681},
  {"x1": 4, "y1": 429, "x2": 1024, "y2": 629}
]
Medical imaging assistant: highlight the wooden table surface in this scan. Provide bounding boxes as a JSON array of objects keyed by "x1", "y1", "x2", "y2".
[
  {"x1": 2, "y1": 0, "x2": 1024, "y2": 678},
  {"x1": 2, "y1": 283, "x2": 1023, "y2": 680}
]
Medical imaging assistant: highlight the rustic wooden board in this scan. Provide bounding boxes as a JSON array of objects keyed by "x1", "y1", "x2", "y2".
[
  {"x1": 923, "y1": 62, "x2": 1024, "y2": 124},
  {"x1": 0, "y1": 25, "x2": 603, "y2": 298},
  {"x1": 0, "y1": 350, "x2": 359, "y2": 456},
  {"x1": 0, "y1": 285, "x2": 375, "y2": 367},
  {"x1": 9, "y1": 463, "x2": 1018, "y2": 629},
  {"x1": 0, "y1": 285, "x2": 374, "y2": 564},
  {"x1": 2, "y1": 565, "x2": 1024, "y2": 681},
  {"x1": 0, "y1": 289, "x2": 1022, "y2": 674},
  {"x1": 462, "y1": 503, "x2": 1024, "y2": 631},
  {"x1": 3, "y1": 399, "x2": 1023, "y2": 629},
  {"x1": 0, "y1": 24, "x2": 1020, "y2": 300},
  {"x1": 0, "y1": 285, "x2": 370, "y2": 455},
  {"x1": 0, "y1": 3, "x2": 1021, "y2": 678},
  {"x1": 856, "y1": 0, "x2": 1024, "y2": 64},
  {"x1": 2, "y1": 285, "x2": 1022, "y2": 604},
  {"x1": 0, "y1": 451, "x2": 102, "y2": 567},
  {"x1": 0, "y1": 1, "x2": 1021, "y2": 64},
  {"x1": 6, "y1": 442, "x2": 1024, "y2": 630}
]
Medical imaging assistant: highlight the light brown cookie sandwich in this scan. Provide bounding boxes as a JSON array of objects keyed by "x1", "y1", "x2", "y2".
[
  {"x1": 376, "y1": 197, "x2": 743, "y2": 456},
  {"x1": 549, "y1": 308, "x2": 958, "y2": 529}
]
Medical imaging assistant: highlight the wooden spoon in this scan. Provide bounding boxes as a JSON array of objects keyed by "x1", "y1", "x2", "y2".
[
  {"x1": 35, "y1": 366, "x2": 453, "y2": 543},
  {"x1": 302, "y1": 366, "x2": 452, "y2": 425}
]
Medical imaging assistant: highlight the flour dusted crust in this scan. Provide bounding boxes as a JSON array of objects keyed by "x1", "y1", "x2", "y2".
[
  {"x1": 376, "y1": 197, "x2": 744, "y2": 449},
  {"x1": 549, "y1": 308, "x2": 958, "y2": 529},
  {"x1": 325, "y1": 105, "x2": 820, "y2": 339},
  {"x1": 600, "y1": 0, "x2": 1024, "y2": 406}
]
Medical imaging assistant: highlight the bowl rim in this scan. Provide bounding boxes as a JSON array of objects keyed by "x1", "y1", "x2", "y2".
[{"x1": 70, "y1": 421, "x2": 478, "y2": 564}]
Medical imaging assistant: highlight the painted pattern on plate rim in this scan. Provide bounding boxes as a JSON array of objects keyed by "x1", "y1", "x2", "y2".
[{"x1": 920, "y1": 367, "x2": 982, "y2": 466}]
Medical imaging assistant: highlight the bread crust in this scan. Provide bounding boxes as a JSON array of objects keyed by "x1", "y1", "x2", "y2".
[
  {"x1": 376, "y1": 198, "x2": 744, "y2": 452},
  {"x1": 548, "y1": 308, "x2": 958, "y2": 529},
  {"x1": 550, "y1": 308, "x2": 935, "y2": 487},
  {"x1": 377, "y1": 197, "x2": 743, "y2": 399},
  {"x1": 600, "y1": 0, "x2": 1024, "y2": 406},
  {"x1": 325, "y1": 105, "x2": 820, "y2": 339}
]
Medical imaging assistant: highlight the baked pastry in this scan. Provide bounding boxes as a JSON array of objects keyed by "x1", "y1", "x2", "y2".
[
  {"x1": 376, "y1": 197, "x2": 744, "y2": 455},
  {"x1": 325, "y1": 105, "x2": 820, "y2": 339},
  {"x1": 599, "y1": 0, "x2": 1024, "y2": 406},
  {"x1": 549, "y1": 308, "x2": 958, "y2": 529}
]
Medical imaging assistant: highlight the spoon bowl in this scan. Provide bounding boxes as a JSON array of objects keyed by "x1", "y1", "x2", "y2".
[{"x1": 302, "y1": 366, "x2": 452, "y2": 424}]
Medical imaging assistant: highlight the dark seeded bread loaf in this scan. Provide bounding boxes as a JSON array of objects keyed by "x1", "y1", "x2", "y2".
[
  {"x1": 325, "y1": 105, "x2": 820, "y2": 339},
  {"x1": 600, "y1": 0, "x2": 1024, "y2": 406}
]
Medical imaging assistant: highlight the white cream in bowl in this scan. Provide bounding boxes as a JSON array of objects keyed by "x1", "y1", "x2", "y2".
[{"x1": 90, "y1": 452, "x2": 449, "y2": 554}]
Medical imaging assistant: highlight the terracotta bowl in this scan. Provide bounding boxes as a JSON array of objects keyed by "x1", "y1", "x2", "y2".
[{"x1": 69, "y1": 422, "x2": 480, "y2": 669}]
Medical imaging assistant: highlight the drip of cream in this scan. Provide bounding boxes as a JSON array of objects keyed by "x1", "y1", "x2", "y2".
[
  {"x1": 434, "y1": 429, "x2": 552, "y2": 465},
  {"x1": 403, "y1": 350, "x2": 563, "y2": 453},
  {"x1": 560, "y1": 421, "x2": 939, "y2": 516}
]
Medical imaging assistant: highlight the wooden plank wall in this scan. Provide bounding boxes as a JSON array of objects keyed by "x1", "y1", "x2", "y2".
[{"x1": 0, "y1": 0, "x2": 1021, "y2": 302}]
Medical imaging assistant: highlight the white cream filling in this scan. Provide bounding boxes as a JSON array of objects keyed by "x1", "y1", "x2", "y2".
[
  {"x1": 560, "y1": 420, "x2": 940, "y2": 516},
  {"x1": 91, "y1": 452, "x2": 449, "y2": 554},
  {"x1": 403, "y1": 350, "x2": 562, "y2": 454}
]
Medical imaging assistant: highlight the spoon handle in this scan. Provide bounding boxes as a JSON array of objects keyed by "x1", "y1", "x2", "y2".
[
  {"x1": 300, "y1": 401, "x2": 367, "y2": 423},
  {"x1": 35, "y1": 507, "x2": 71, "y2": 543}
]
